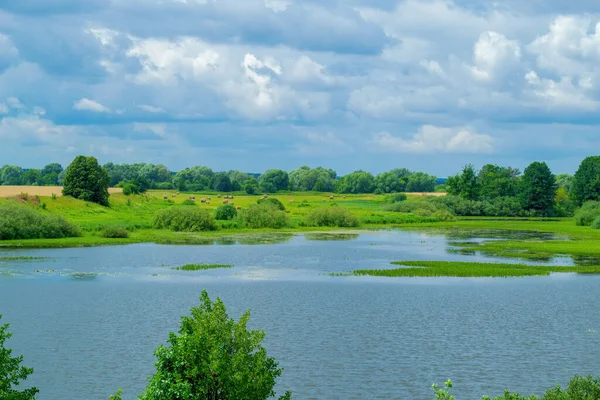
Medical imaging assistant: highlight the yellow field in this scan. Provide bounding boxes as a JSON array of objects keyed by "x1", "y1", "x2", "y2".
[{"x1": 0, "y1": 186, "x2": 123, "y2": 198}]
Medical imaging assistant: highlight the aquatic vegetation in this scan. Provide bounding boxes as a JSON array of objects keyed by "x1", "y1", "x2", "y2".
[
  {"x1": 172, "y1": 263, "x2": 233, "y2": 271},
  {"x1": 69, "y1": 272, "x2": 98, "y2": 280},
  {"x1": 0, "y1": 256, "x2": 47, "y2": 261},
  {"x1": 304, "y1": 233, "x2": 360, "y2": 241},
  {"x1": 350, "y1": 261, "x2": 600, "y2": 278}
]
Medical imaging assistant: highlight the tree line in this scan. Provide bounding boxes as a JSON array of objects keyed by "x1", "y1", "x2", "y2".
[{"x1": 0, "y1": 162, "x2": 438, "y2": 195}]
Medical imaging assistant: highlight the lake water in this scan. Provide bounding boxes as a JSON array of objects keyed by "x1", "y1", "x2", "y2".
[{"x1": 1, "y1": 230, "x2": 599, "y2": 399}]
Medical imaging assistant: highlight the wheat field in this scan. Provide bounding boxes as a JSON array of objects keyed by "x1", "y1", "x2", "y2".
[{"x1": 0, "y1": 186, "x2": 123, "y2": 198}]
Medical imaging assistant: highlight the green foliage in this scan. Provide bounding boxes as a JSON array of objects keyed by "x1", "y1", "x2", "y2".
[
  {"x1": 352, "y1": 261, "x2": 600, "y2": 278},
  {"x1": 259, "y1": 169, "x2": 289, "y2": 193},
  {"x1": 101, "y1": 226, "x2": 130, "y2": 238},
  {"x1": 429, "y1": 195, "x2": 530, "y2": 217},
  {"x1": 390, "y1": 193, "x2": 407, "y2": 203},
  {"x1": 257, "y1": 197, "x2": 286, "y2": 211},
  {"x1": 212, "y1": 172, "x2": 232, "y2": 192},
  {"x1": 405, "y1": 171, "x2": 437, "y2": 192},
  {"x1": 574, "y1": 201, "x2": 600, "y2": 226},
  {"x1": 289, "y1": 166, "x2": 336, "y2": 191},
  {"x1": 181, "y1": 199, "x2": 196, "y2": 206},
  {"x1": 305, "y1": 206, "x2": 360, "y2": 227},
  {"x1": 477, "y1": 164, "x2": 519, "y2": 198},
  {"x1": 482, "y1": 375, "x2": 600, "y2": 400},
  {"x1": 215, "y1": 204, "x2": 238, "y2": 220},
  {"x1": 572, "y1": 156, "x2": 600, "y2": 206},
  {"x1": 244, "y1": 180, "x2": 258, "y2": 195},
  {"x1": 447, "y1": 164, "x2": 479, "y2": 200},
  {"x1": 335, "y1": 170, "x2": 375, "y2": 194},
  {"x1": 108, "y1": 389, "x2": 123, "y2": 400},
  {"x1": 0, "y1": 165, "x2": 24, "y2": 186},
  {"x1": 153, "y1": 207, "x2": 217, "y2": 232},
  {"x1": 591, "y1": 216, "x2": 600, "y2": 229},
  {"x1": 63, "y1": 155, "x2": 111, "y2": 206},
  {"x1": 518, "y1": 161, "x2": 557, "y2": 213},
  {"x1": 432, "y1": 380, "x2": 454, "y2": 400},
  {"x1": 556, "y1": 173, "x2": 574, "y2": 192},
  {"x1": 0, "y1": 204, "x2": 81, "y2": 240},
  {"x1": 237, "y1": 203, "x2": 288, "y2": 229},
  {"x1": 172, "y1": 264, "x2": 233, "y2": 271},
  {"x1": 139, "y1": 290, "x2": 291, "y2": 400},
  {"x1": 375, "y1": 169, "x2": 411, "y2": 193},
  {"x1": 0, "y1": 315, "x2": 39, "y2": 400}
]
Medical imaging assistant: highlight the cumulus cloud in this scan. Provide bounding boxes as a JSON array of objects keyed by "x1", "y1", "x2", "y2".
[
  {"x1": 73, "y1": 98, "x2": 111, "y2": 112},
  {"x1": 264, "y1": 0, "x2": 290, "y2": 13},
  {"x1": 471, "y1": 31, "x2": 521, "y2": 82},
  {"x1": 370, "y1": 125, "x2": 494, "y2": 154},
  {"x1": 137, "y1": 104, "x2": 165, "y2": 113},
  {"x1": 297, "y1": 131, "x2": 354, "y2": 155}
]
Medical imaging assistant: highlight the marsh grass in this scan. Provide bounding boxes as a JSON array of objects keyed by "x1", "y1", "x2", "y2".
[
  {"x1": 350, "y1": 260, "x2": 600, "y2": 277},
  {"x1": 172, "y1": 263, "x2": 233, "y2": 271},
  {"x1": 0, "y1": 256, "x2": 47, "y2": 261}
]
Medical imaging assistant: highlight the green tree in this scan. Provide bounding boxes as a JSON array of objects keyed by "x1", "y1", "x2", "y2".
[
  {"x1": 139, "y1": 291, "x2": 291, "y2": 400},
  {"x1": 244, "y1": 178, "x2": 259, "y2": 195},
  {"x1": 21, "y1": 169, "x2": 42, "y2": 186},
  {"x1": 212, "y1": 172, "x2": 232, "y2": 192},
  {"x1": 335, "y1": 171, "x2": 375, "y2": 194},
  {"x1": 0, "y1": 165, "x2": 24, "y2": 185},
  {"x1": 62, "y1": 156, "x2": 111, "y2": 206},
  {"x1": 518, "y1": 161, "x2": 557, "y2": 213},
  {"x1": 572, "y1": 156, "x2": 600, "y2": 206},
  {"x1": 259, "y1": 169, "x2": 289, "y2": 193},
  {"x1": 446, "y1": 165, "x2": 479, "y2": 199},
  {"x1": 215, "y1": 204, "x2": 237, "y2": 220},
  {"x1": 555, "y1": 173, "x2": 574, "y2": 192},
  {"x1": 405, "y1": 172, "x2": 437, "y2": 193},
  {"x1": 477, "y1": 164, "x2": 519, "y2": 198},
  {"x1": 41, "y1": 163, "x2": 63, "y2": 177},
  {"x1": 0, "y1": 315, "x2": 39, "y2": 400},
  {"x1": 375, "y1": 170, "x2": 411, "y2": 194}
]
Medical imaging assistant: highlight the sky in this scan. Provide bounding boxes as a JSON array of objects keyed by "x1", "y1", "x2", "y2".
[{"x1": 1, "y1": 0, "x2": 600, "y2": 176}]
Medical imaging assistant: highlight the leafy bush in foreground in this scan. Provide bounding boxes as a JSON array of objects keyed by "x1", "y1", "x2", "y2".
[
  {"x1": 575, "y1": 201, "x2": 600, "y2": 226},
  {"x1": 0, "y1": 314, "x2": 39, "y2": 399},
  {"x1": 257, "y1": 197, "x2": 286, "y2": 211},
  {"x1": 0, "y1": 204, "x2": 80, "y2": 240},
  {"x1": 100, "y1": 226, "x2": 130, "y2": 238},
  {"x1": 215, "y1": 204, "x2": 238, "y2": 220},
  {"x1": 237, "y1": 203, "x2": 288, "y2": 229},
  {"x1": 153, "y1": 207, "x2": 217, "y2": 232},
  {"x1": 390, "y1": 193, "x2": 407, "y2": 203},
  {"x1": 139, "y1": 290, "x2": 291, "y2": 400},
  {"x1": 305, "y1": 206, "x2": 360, "y2": 227}
]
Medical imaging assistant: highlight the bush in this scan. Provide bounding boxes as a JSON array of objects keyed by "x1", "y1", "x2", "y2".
[
  {"x1": 305, "y1": 206, "x2": 360, "y2": 227},
  {"x1": 390, "y1": 193, "x2": 407, "y2": 203},
  {"x1": 386, "y1": 200, "x2": 441, "y2": 214},
  {"x1": 237, "y1": 203, "x2": 288, "y2": 229},
  {"x1": 0, "y1": 204, "x2": 81, "y2": 240},
  {"x1": 181, "y1": 199, "x2": 196, "y2": 206},
  {"x1": 101, "y1": 226, "x2": 130, "y2": 238},
  {"x1": 433, "y1": 209, "x2": 455, "y2": 222},
  {"x1": 154, "y1": 207, "x2": 217, "y2": 232},
  {"x1": 215, "y1": 204, "x2": 237, "y2": 220},
  {"x1": 591, "y1": 216, "x2": 600, "y2": 229},
  {"x1": 575, "y1": 201, "x2": 600, "y2": 226},
  {"x1": 156, "y1": 182, "x2": 175, "y2": 190},
  {"x1": 0, "y1": 315, "x2": 39, "y2": 399},
  {"x1": 257, "y1": 197, "x2": 285, "y2": 211}
]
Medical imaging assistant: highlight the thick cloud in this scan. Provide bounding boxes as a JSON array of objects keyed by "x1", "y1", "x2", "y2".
[{"x1": 3, "y1": 0, "x2": 600, "y2": 175}]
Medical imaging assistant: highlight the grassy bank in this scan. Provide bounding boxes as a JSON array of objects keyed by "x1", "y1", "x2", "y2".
[{"x1": 348, "y1": 261, "x2": 600, "y2": 278}]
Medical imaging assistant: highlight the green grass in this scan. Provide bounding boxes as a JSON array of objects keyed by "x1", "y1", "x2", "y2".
[
  {"x1": 350, "y1": 260, "x2": 600, "y2": 278},
  {"x1": 172, "y1": 263, "x2": 234, "y2": 271}
]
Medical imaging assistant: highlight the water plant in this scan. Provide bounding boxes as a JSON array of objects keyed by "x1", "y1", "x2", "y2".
[{"x1": 172, "y1": 263, "x2": 233, "y2": 271}]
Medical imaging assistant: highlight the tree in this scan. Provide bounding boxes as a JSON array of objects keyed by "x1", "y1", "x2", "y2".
[
  {"x1": 259, "y1": 169, "x2": 289, "y2": 193},
  {"x1": 335, "y1": 171, "x2": 375, "y2": 194},
  {"x1": 0, "y1": 315, "x2": 39, "y2": 400},
  {"x1": 21, "y1": 169, "x2": 42, "y2": 186},
  {"x1": 0, "y1": 166, "x2": 24, "y2": 185},
  {"x1": 41, "y1": 163, "x2": 63, "y2": 178},
  {"x1": 572, "y1": 156, "x2": 600, "y2": 206},
  {"x1": 62, "y1": 156, "x2": 111, "y2": 206},
  {"x1": 446, "y1": 165, "x2": 479, "y2": 199},
  {"x1": 477, "y1": 164, "x2": 519, "y2": 198},
  {"x1": 518, "y1": 161, "x2": 557, "y2": 213},
  {"x1": 555, "y1": 173, "x2": 574, "y2": 192},
  {"x1": 212, "y1": 172, "x2": 232, "y2": 192},
  {"x1": 215, "y1": 204, "x2": 237, "y2": 220},
  {"x1": 139, "y1": 291, "x2": 291, "y2": 400},
  {"x1": 405, "y1": 172, "x2": 437, "y2": 193}
]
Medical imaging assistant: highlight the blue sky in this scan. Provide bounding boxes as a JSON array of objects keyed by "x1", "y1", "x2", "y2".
[{"x1": 1, "y1": 0, "x2": 599, "y2": 176}]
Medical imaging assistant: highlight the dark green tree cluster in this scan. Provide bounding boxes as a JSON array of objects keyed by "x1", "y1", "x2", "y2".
[
  {"x1": 0, "y1": 163, "x2": 64, "y2": 186},
  {"x1": 289, "y1": 166, "x2": 336, "y2": 192},
  {"x1": 104, "y1": 163, "x2": 173, "y2": 190},
  {"x1": 62, "y1": 156, "x2": 111, "y2": 206},
  {"x1": 446, "y1": 162, "x2": 557, "y2": 215}
]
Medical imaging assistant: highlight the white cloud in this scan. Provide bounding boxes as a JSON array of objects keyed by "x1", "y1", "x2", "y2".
[
  {"x1": 137, "y1": 104, "x2": 165, "y2": 113},
  {"x1": 264, "y1": 0, "x2": 290, "y2": 13},
  {"x1": 0, "y1": 114, "x2": 73, "y2": 143},
  {"x1": 471, "y1": 31, "x2": 521, "y2": 82},
  {"x1": 0, "y1": 34, "x2": 19, "y2": 70},
  {"x1": 297, "y1": 131, "x2": 354, "y2": 155},
  {"x1": 347, "y1": 86, "x2": 403, "y2": 118},
  {"x1": 6, "y1": 97, "x2": 24, "y2": 109},
  {"x1": 73, "y1": 98, "x2": 111, "y2": 112},
  {"x1": 370, "y1": 125, "x2": 494, "y2": 154},
  {"x1": 133, "y1": 122, "x2": 170, "y2": 139},
  {"x1": 0, "y1": 103, "x2": 7, "y2": 115}
]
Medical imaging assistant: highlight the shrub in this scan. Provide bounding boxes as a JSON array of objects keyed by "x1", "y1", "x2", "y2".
[
  {"x1": 215, "y1": 204, "x2": 237, "y2": 220},
  {"x1": 591, "y1": 216, "x2": 600, "y2": 229},
  {"x1": 101, "y1": 226, "x2": 130, "y2": 238},
  {"x1": 154, "y1": 207, "x2": 217, "y2": 232},
  {"x1": 305, "y1": 206, "x2": 360, "y2": 227},
  {"x1": 413, "y1": 208, "x2": 433, "y2": 217},
  {"x1": 433, "y1": 209, "x2": 455, "y2": 222},
  {"x1": 575, "y1": 201, "x2": 600, "y2": 226},
  {"x1": 156, "y1": 182, "x2": 175, "y2": 190},
  {"x1": 390, "y1": 193, "x2": 407, "y2": 203},
  {"x1": 181, "y1": 199, "x2": 196, "y2": 206},
  {"x1": 237, "y1": 203, "x2": 288, "y2": 229},
  {"x1": 257, "y1": 197, "x2": 285, "y2": 211},
  {"x1": 0, "y1": 314, "x2": 39, "y2": 399},
  {"x1": 386, "y1": 200, "x2": 441, "y2": 214},
  {"x1": 0, "y1": 204, "x2": 80, "y2": 240}
]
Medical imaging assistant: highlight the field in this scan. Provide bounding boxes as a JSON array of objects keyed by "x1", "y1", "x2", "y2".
[{"x1": 0, "y1": 186, "x2": 123, "y2": 198}]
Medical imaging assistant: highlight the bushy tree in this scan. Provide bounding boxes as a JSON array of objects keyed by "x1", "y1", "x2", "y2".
[
  {"x1": 0, "y1": 166, "x2": 24, "y2": 185},
  {"x1": 154, "y1": 207, "x2": 217, "y2": 231},
  {"x1": 405, "y1": 172, "x2": 436, "y2": 193},
  {"x1": 0, "y1": 315, "x2": 39, "y2": 400},
  {"x1": 21, "y1": 169, "x2": 42, "y2": 186},
  {"x1": 289, "y1": 166, "x2": 336, "y2": 191},
  {"x1": 215, "y1": 204, "x2": 237, "y2": 220},
  {"x1": 446, "y1": 164, "x2": 479, "y2": 199},
  {"x1": 237, "y1": 203, "x2": 288, "y2": 229},
  {"x1": 259, "y1": 169, "x2": 289, "y2": 193},
  {"x1": 335, "y1": 171, "x2": 375, "y2": 194},
  {"x1": 572, "y1": 156, "x2": 600, "y2": 206},
  {"x1": 257, "y1": 197, "x2": 285, "y2": 211},
  {"x1": 212, "y1": 172, "x2": 232, "y2": 192},
  {"x1": 555, "y1": 173, "x2": 574, "y2": 192},
  {"x1": 477, "y1": 164, "x2": 519, "y2": 198},
  {"x1": 518, "y1": 161, "x2": 556, "y2": 213},
  {"x1": 139, "y1": 291, "x2": 291, "y2": 400},
  {"x1": 62, "y1": 156, "x2": 111, "y2": 206}
]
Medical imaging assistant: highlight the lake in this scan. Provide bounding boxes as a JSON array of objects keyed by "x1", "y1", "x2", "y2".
[{"x1": 1, "y1": 230, "x2": 599, "y2": 399}]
